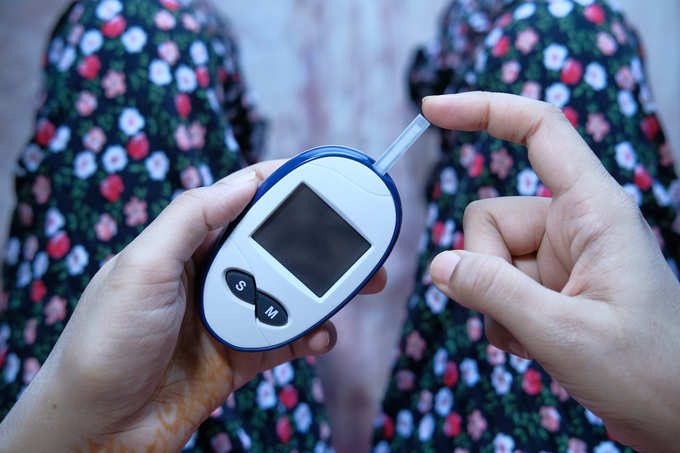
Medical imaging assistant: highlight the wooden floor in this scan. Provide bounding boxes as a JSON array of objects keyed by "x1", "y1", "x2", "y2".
[{"x1": 0, "y1": 1, "x2": 678, "y2": 451}]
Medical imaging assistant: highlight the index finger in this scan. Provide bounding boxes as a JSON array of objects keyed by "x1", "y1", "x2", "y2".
[{"x1": 422, "y1": 92, "x2": 612, "y2": 197}]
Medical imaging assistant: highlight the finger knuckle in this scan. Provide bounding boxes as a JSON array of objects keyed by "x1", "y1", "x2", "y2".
[{"x1": 463, "y1": 200, "x2": 492, "y2": 233}]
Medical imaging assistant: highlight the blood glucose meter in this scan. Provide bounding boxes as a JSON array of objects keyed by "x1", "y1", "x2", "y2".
[{"x1": 200, "y1": 114, "x2": 430, "y2": 350}]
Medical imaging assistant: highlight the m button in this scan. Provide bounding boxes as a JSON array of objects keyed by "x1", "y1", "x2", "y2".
[
  {"x1": 255, "y1": 292, "x2": 288, "y2": 326},
  {"x1": 225, "y1": 270, "x2": 256, "y2": 305}
]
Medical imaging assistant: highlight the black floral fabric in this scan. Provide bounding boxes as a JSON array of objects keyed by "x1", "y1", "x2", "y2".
[
  {"x1": 373, "y1": 1, "x2": 678, "y2": 452},
  {"x1": 0, "y1": 1, "x2": 330, "y2": 452}
]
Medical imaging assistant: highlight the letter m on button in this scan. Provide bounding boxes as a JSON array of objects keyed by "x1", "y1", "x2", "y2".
[{"x1": 264, "y1": 305, "x2": 279, "y2": 319}]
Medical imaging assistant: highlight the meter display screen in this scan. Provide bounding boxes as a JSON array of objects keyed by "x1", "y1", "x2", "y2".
[{"x1": 252, "y1": 184, "x2": 371, "y2": 297}]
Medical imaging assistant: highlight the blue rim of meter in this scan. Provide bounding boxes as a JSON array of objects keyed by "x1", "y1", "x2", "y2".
[{"x1": 198, "y1": 145, "x2": 403, "y2": 352}]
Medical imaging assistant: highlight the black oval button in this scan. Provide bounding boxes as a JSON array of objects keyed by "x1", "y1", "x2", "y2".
[
  {"x1": 225, "y1": 270, "x2": 256, "y2": 305},
  {"x1": 256, "y1": 292, "x2": 288, "y2": 326}
]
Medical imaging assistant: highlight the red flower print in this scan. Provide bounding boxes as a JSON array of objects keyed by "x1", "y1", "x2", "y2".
[
  {"x1": 127, "y1": 132, "x2": 149, "y2": 160},
  {"x1": 584, "y1": 4, "x2": 605, "y2": 24},
  {"x1": 432, "y1": 221, "x2": 445, "y2": 245},
  {"x1": 23, "y1": 318, "x2": 38, "y2": 345},
  {"x1": 124, "y1": 196, "x2": 148, "y2": 227},
  {"x1": 492, "y1": 35, "x2": 510, "y2": 57},
  {"x1": 279, "y1": 385, "x2": 298, "y2": 409},
  {"x1": 102, "y1": 69, "x2": 126, "y2": 98},
  {"x1": 586, "y1": 113, "x2": 610, "y2": 142},
  {"x1": 659, "y1": 142, "x2": 674, "y2": 167},
  {"x1": 443, "y1": 412, "x2": 461, "y2": 437},
  {"x1": 19, "y1": 203, "x2": 34, "y2": 226},
  {"x1": 102, "y1": 15, "x2": 126, "y2": 38},
  {"x1": 568, "y1": 438, "x2": 587, "y2": 453},
  {"x1": 550, "y1": 378, "x2": 570, "y2": 402},
  {"x1": 443, "y1": 361, "x2": 458, "y2": 387},
  {"x1": 396, "y1": 369, "x2": 415, "y2": 390},
  {"x1": 490, "y1": 148, "x2": 512, "y2": 179},
  {"x1": 189, "y1": 121, "x2": 206, "y2": 149},
  {"x1": 452, "y1": 232, "x2": 464, "y2": 250},
  {"x1": 30, "y1": 280, "x2": 46, "y2": 303},
  {"x1": 35, "y1": 119, "x2": 56, "y2": 146},
  {"x1": 634, "y1": 165, "x2": 652, "y2": 191},
  {"x1": 468, "y1": 153, "x2": 484, "y2": 177},
  {"x1": 467, "y1": 410, "x2": 487, "y2": 441},
  {"x1": 522, "y1": 368, "x2": 542, "y2": 395},
  {"x1": 382, "y1": 415, "x2": 395, "y2": 439},
  {"x1": 276, "y1": 416, "x2": 292, "y2": 443},
  {"x1": 561, "y1": 59, "x2": 583, "y2": 85},
  {"x1": 562, "y1": 106, "x2": 578, "y2": 127},
  {"x1": 32, "y1": 175, "x2": 51, "y2": 204},
  {"x1": 195, "y1": 66, "x2": 210, "y2": 87},
  {"x1": 23, "y1": 357, "x2": 40, "y2": 385},
  {"x1": 210, "y1": 432, "x2": 232, "y2": 453},
  {"x1": 161, "y1": 0, "x2": 181, "y2": 10},
  {"x1": 405, "y1": 330, "x2": 426, "y2": 361},
  {"x1": 76, "y1": 91, "x2": 98, "y2": 117},
  {"x1": 539, "y1": 406, "x2": 561, "y2": 432},
  {"x1": 515, "y1": 28, "x2": 538, "y2": 55},
  {"x1": 47, "y1": 231, "x2": 70, "y2": 259},
  {"x1": 100, "y1": 174, "x2": 124, "y2": 202},
  {"x1": 536, "y1": 184, "x2": 552, "y2": 198},
  {"x1": 44, "y1": 296, "x2": 67, "y2": 325},
  {"x1": 83, "y1": 126, "x2": 107, "y2": 152},
  {"x1": 175, "y1": 93, "x2": 192, "y2": 118},
  {"x1": 181, "y1": 166, "x2": 201, "y2": 189},
  {"x1": 641, "y1": 115, "x2": 660, "y2": 141},
  {"x1": 95, "y1": 213, "x2": 118, "y2": 242},
  {"x1": 496, "y1": 12, "x2": 512, "y2": 28},
  {"x1": 77, "y1": 54, "x2": 101, "y2": 80}
]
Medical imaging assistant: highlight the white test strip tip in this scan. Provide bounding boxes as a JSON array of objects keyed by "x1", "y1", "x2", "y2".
[{"x1": 373, "y1": 114, "x2": 431, "y2": 175}]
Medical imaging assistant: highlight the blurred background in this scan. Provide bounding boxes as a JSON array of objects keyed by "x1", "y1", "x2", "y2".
[{"x1": 1, "y1": 1, "x2": 678, "y2": 451}]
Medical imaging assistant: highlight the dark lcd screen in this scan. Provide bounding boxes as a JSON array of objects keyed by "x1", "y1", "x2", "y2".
[{"x1": 252, "y1": 184, "x2": 371, "y2": 297}]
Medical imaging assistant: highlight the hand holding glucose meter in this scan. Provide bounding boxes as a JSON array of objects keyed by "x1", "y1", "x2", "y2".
[{"x1": 200, "y1": 115, "x2": 430, "y2": 350}]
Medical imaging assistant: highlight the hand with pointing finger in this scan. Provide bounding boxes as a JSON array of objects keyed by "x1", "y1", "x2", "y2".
[
  {"x1": 0, "y1": 161, "x2": 387, "y2": 452},
  {"x1": 425, "y1": 92, "x2": 680, "y2": 452}
]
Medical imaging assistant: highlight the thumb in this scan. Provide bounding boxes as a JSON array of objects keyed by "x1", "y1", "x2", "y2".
[{"x1": 430, "y1": 250, "x2": 562, "y2": 346}]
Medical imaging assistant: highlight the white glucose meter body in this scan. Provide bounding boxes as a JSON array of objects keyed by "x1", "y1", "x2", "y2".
[{"x1": 200, "y1": 146, "x2": 401, "y2": 351}]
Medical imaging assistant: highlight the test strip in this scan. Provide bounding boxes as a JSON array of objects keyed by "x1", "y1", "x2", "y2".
[{"x1": 373, "y1": 114, "x2": 431, "y2": 175}]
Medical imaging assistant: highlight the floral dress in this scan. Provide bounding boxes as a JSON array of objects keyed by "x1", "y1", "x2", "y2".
[
  {"x1": 372, "y1": 1, "x2": 678, "y2": 452},
  {"x1": 0, "y1": 1, "x2": 330, "y2": 451}
]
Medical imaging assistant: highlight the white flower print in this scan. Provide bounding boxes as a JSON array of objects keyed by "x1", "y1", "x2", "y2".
[
  {"x1": 509, "y1": 354, "x2": 532, "y2": 373},
  {"x1": 669, "y1": 180, "x2": 680, "y2": 209},
  {"x1": 468, "y1": 12, "x2": 489, "y2": 32},
  {"x1": 176, "y1": 65, "x2": 197, "y2": 93},
  {"x1": 617, "y1": 90, "x2": 638, "y2": 117},
  {"x1": 66, "y1": 245, "x2": 89, "y2": 275},
  {"x1": 48, "y1": 37, "x2": 64, "y2": 65},
  {"x1": 574, "y1": 0, "x2": 594, "y2": 4},
  {"x1": 294, "y1": 403, "x2": 312, "y2": 433},
  {"x1": 49, "y1": 126, "x2": 71, "y2": 152},
  {"x1": 373, "y1": 441, "x2": 390, "y2": 453},
  {"x1": 630, "y1": 56, "x2": 644, "y2": 82},
  {"x1": 434, "y1": 387, "x2": 454, "y2": 416},
  {"x1": 102, "y1": 145, "x2": 128, "y2": 173},
  {"x1": 493, "y1": 433, "x2": 515, "y2": 453},
  {"x1": 22, "y1": 145, "x2": 44, "y2": 173},
  {"x1": 80, "y1": 30, "x2": 103, "y2": 55},
  {"x1": 121, "y1": 26, "x2": 148, "y2": 53},
  {"x1": 96, "y1": 0, "x2": 122, "y2": 21},
  {"x1": 545, "y1": 82, "x2": 570, "y2": 108},
  {"x1": 73, "y1": 151, "x2": 97, "y2": 179},
  {"x1": 4, "y1": 238, "x2": 20, "y2": 266},
  {"x1": 543, "y1": 43, "x2": 568, "y2": 71},
  {"x1": 57, "y1": 46, "x2": 76, "y2": 72},
  {"x1": 425, "y1": 285, "x2": 448, "y2": 314},
  {"x1": 517, "y1": 168, "x2": 539, "y2": 195},
  {"x1": 224, "y1": 128, "x2": 239, "y2": 151},
  {"x1": 638, "y1": 84, "x2": 656, "y2": 114},
  {"x1": 484, "y1": 28, "x2": 502, "y2": 47},
  {"x1": 417, "y1": 414, "x2": 435, "y2": 441},
  {"x1": 190, "y1": 41, "x2": 209, "y2": 65},
  {"x1": 198, "y1": 164, "x2": 213, "y2": 186},
  {"x1": 460, "y1": 358, "x2": 480, "y2": 386},
  {"x1": 584, "y1": 62, "x2": 607, "y2": 91},
  {"x1": 149, "y1": 59, "x2": 172, "y2": 86},
  {"x1": 433, "y1": 348, "x2": 447, "y2": 376},
  {"x1": 145, "y1": 151, "x2": 170, "y2": 181},
  {"x1": 622, "y1": 183, "x2": 642, "y2": 205},
  {"x1": 17, "y1": 262, "x2": 32, "y2": 288},
  {"x1": 475, "y1": 50, "x2": 488, "y2": 72},
  {"x1": 426, "y1": 203, "x2": 438, "y2": 227},
  {"x1": 653, "y1": 183, "x2": 671, "y2": 207},
  {"x1": 514, "y1": 2, "x2": 536, "y2": 20},
  {"x1": 440, "y1": 167, "x2": 458, "y2": 194},
  {"x1": 549, "y1": 0, "x2": 573, "y2": 17},
  {"x1": 3, "y1": 353, "x2": 20, "y2": 384},
  {"x1": 491, "y1": 365, "x2": 513, "y2": 395},
  {"x1": 33, "y1": 252, "x2": 49, "y2": 278},
  {"x1": 119, "y1": 108, "x2": 145, "y2": 136},
  {"x1": 236, "y1": 429, "x2": 251, "y2": 450},
  {"x1": 273, "y1": 362, "x2": 294, "y2": 385},
  {"x1": 45, "y1": 207, "x2": 65, "y2": 237},
  {"x1": 594, "y1": 441, "x2": 620, "y2": 453},
  {"x1": 615, "y1": 142, "x2": 637, "y2": 170},
  {"x1": 396, "y1": 409, "x2": 413, "y2": 438},
  {"x1": 255, "y1": 380, "x2": 276, "y2": 409}
]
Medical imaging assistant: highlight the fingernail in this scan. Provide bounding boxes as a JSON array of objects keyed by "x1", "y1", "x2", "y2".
[
  {"x1": 507, "y1": 340, "x2": 530, "y2": 359},
  {"x1": 430, "y1": 251, "x2": 461, "y2": 285},
  {"x1": 218, "y1": 169, "x2": 257, "y2": 186},
  {"x1": 422, "y1": 96, "x2": 433, "y2": 105},
  {"x1": 309, "y1": 328, "x2": 331, "y2": 351}
]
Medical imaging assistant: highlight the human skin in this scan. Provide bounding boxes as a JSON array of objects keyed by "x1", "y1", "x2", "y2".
[
  {"x1": 0, "y1": 160, "x2": 387, "y2": 452},
  {"x1": 426, "y1": 92, "x2": 680, "y2": 452}
]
